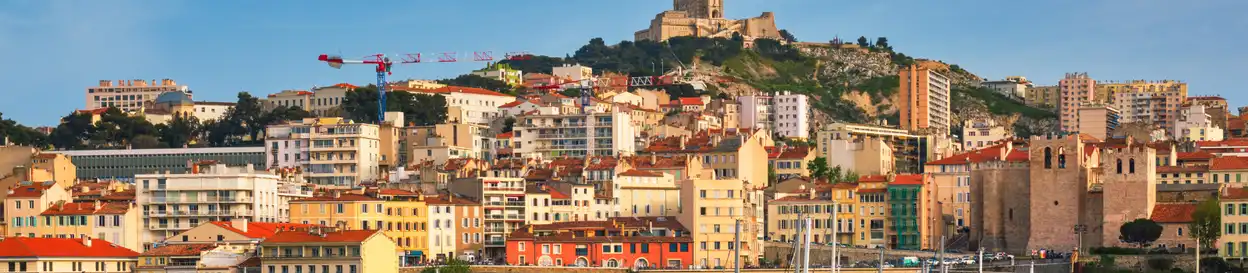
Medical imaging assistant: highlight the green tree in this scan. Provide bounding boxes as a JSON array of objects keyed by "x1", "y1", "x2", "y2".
[
  {"x1": 0, "y1": 112, "x2": 48, "y2": 147},
  {"x1": 227, "y1": 92, "x2": 266, "y2": 141},
  {"x1": 828, "y1": 165, "x2": 844, "y2": 183},
  {"x1": 1190, "y1": 198, "x2": 1222, "y2": 252},
  {"x1": 843, "y1": 170, "x2": 860, "y2": 183},
  {"x1": 768, "y1": 165, "x2": 778, "y2": 184},
  {"x1": 436, "y1": 74, "x2": 514, "y2": 95},
  {"x1": 559, "y1": 88, "x2": 583, "y2": 98},
  {"x1": 157, "y1": 114, "x2": 201, "y2": 148},
  {"x1": 260, "y1": 106, "x2": 311, "y2": 126},
  {"x1": 807, "y1": 157, "x2": 830, "y2": 181},
  {"x1": 342, "y1": 85, "x2": 448, "y2": 125},
  {"x1": 778, "y1": 29, "x2": 797, "y2": 42},
  {"x1": 87, "y1": 107, "x2": 159, "y2": 149},
  {"x1": 857, "y1": 36, "x2": 869, "y2": 47},
  {"x1": 874, "y1": 37, "x2": 891, "y2": 51},
  {"x1": 50, "y1": 111, "x2": 95, "y2": 149},
  {"x1": 502, "y1": 117, "x2": 516, "y2": 133},
  {"x1": 1119, "y1": 218, "x2": 1163, "y2": 248}
]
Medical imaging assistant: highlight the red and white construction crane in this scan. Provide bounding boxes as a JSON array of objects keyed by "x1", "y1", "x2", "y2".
[{"x1": 316, "y1": 51, "x2": 531, "y2": 123}]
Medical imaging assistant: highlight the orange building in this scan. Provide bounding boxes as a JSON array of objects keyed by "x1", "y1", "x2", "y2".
[{"x1": 899, "y1": 63, "x2": 952, "y2": 134}]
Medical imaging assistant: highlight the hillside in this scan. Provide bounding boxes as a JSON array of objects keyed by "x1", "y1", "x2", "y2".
[{"x1": 500, "y1": 36, "x2": 1058, "y2": 136}]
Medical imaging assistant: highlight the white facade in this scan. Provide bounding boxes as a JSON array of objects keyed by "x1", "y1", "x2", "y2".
[
  {"x1": 610, "y1": 92, "x2": 644, "y2": 107},
  {"x1": 437, "y1": 88, "x2": 517, "y2": 124},
  {"x1": 1175, "y1": 104, "x2": 1225, "y2": 141},
  {"x1": 86, "y1": 79, "x2": 189, "y2": 111},
  {"x1": 427, "y1": 203, "x2": 458, "y2": 258},
  {"x1": 308, "y1": 86, "x2": 352, "y2": 117},
  {"x1": 962, "y1": 118, "x2": 1008, "y2": 150},
  {"x1": 134, "y1": 164, "x2": 313, "y2": 246},
  {"x1": 551, "y1": 64, "x2": 593, "y2": 82},
  {"x1": 739, "y1": 92, "x2": 809, "y2": 139},
  {"x1": 614, "y1": 171, "x2": 679, "y2": 218},
  {"x1": 773, "y1": 91, "x2": 811, "y2": 139},
  {"x1": 512, "y1": 111, "x2": 635, "y2": 158},
  {"x1": 265, "y1": 118, "x2": 381, "y2": 187},
  {"x1": 980, "y1": 79, "x2": 1028, "y2": 98}
]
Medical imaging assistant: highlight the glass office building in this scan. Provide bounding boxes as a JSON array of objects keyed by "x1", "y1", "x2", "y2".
[{"x1": 53, "y1": 147, "x2": 266, "y2": 181}]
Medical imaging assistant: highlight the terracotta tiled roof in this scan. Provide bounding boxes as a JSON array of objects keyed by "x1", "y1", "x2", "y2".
[
  {"x1": 1224, "y1": 187, "x2": 1248, "y2": 200},
  {"x1": 1078, "y1": 133, "x2": 1101, "y2": 143},
  {"x1": 1004, "y1": 149, "x2": 1029, "y2": 162},
  {"x1": 548, "y1": 188, "x2": 570, "y2": 199},
  {"x1": 858, "y1": 175, "x2": 888, "y2": 183},
  {"x1": 141, "y1": 244, "x2": 217, "y2": 257},
  {"x1": 1197, "y1": 139, "x2": 1248, "y2": 148},
  {"x1": 496, "y1": 132, "x2": 514, "y2": 139},
  {"x1": 676, "y1": 97, "x2": 704, "y2": 105},
  {"x1": 76, "y1": 108, "x2": 109, "y2": 115},
  {"x1": 292, "y1": 194, "x2": 380, "y2": 202},
  {"x1": 262, "y1": 230, "x2": 379, "y2": 244},
  {"x1": 584, "y1": 156, "x2": 618, "y2": 171},
  {"x1": 333, "y1": 83, "x2": 359, "y2": 89},
  {"x1": 209, "y1": 221, "x2": 318, "y2": 239},
  {"x1": 499, "y1": 100, "x2": 527, "y2": 108},
  {"x1": 1177, "y1": 151, "x2": 1215, "y2": 161},
  {"x1": 1150, "y1": 203, "x2": 1197, "y2": 223},
  {"x1": 925, "y1": 143, "x2": 1009, "y2": 165},
  {"x1": 890, "y1": 174, "x2": 925, "y2": 186},
  {"x1": 424, "y1": 194, "x2": 478, "y2": 205},
  {"x1": 619, "y1": 169, "x2": 664, "y2": 177},
  {"x1": 776, "y1": 147, "x2": 812, "y2": 159},
  {"x1": 1211, "y1": 156, "x2": 1248, "y2": 170},
  {"x1": 856, "y1": 188, "x2": 887, "y2": 193},
  {"x1": 41, "y1": 202, "x2": 131, "y2": 216},
  {"x1": 0, "y1": 237, "x2": 139, "y2": 258},
  {"x1": 8, "y1": 184, "x2": 54, "y2": 198}
]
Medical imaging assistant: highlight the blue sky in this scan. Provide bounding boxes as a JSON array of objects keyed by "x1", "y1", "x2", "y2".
[{"x1": 2, "y1": 0, "x2": 1246, "y2": 126}]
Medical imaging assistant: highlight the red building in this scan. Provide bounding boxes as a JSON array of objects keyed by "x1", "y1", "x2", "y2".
[{"x1": 505, "y1": 216, "x2": 693, "y2": 269}]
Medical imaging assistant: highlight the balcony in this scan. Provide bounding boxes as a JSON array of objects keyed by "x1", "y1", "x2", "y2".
[
  {"x1": 485, "y1": 239, "x2": 506, "y2": 246},
  {"x1": 505, "y1": 215, "x2": 525, "y2": 220},
  {"x1": 483, "y1": 186, "x2": 523, "y2": 192},
  {"x1": 505, "y1": 201, "x2": 525, "y2": 207},
  {"x1": 265, "y1": 253, "x2": 359, "y2": 259},
  {"x1": 485, "y1": 227, "x2": 508, "y2": 233},
  {"x1": 486, "y1": 215, "x2": 505, "y2": 220}
]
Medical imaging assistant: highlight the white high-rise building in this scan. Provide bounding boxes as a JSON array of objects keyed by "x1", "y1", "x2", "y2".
[
  {"x1": 512, "y1": 110, "x2": 635, "y2": 158},
  {"x1": 738, "y1": 91, "x2": 810, "y2": 139},
  {"x1": 134, "y1": 163, "x2": 313, "y2": 246},
  {"x1": 1175, "y1": 104, "x2": 1225, "y2": 141},
  {"x1": 265, "y1": 117, "x2": 381, "y2": 187}
]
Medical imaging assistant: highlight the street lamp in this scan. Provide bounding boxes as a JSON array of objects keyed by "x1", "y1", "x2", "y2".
[{"x1": 1072, "y1": 224, "x2": 1088, "y2": 273}]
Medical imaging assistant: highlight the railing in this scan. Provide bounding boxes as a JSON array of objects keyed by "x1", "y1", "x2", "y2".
[
  {"x1": 485, "y1": 227, "x2": 508, "y2": 233},
  {"x1": 485, "y1": 239, "x2": 506, "y2": 246},
  {"x1": 485, "y1": 201, "x2": 506, "y2": 206},
  {"x1": 505, "y1": 215, "x2": 525, "y2": 220},
  {"x1": 486, "y1": 215, "x2": 505, "y2": 220},
  {"x1": 505, "y1": 201, "x2": 525, "y2": 206},
  {"x1": 484, "y1": 186, "x2": 523, "y2": 191}
]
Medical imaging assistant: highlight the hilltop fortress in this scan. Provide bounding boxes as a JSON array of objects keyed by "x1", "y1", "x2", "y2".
[{"x1": 635, "y1": 0, "x2": 782, "y2": 41}]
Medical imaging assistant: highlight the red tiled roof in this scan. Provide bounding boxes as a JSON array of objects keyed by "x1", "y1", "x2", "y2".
[
  {"x1": 619, "y1": 169, "x2": 664, "y2": 177},
  {"x1": 1188, "y1": 96, "x2": 1226, "y2": 101},
  {"x1": 1177, "y1": 151, "x2": 1215, "y2": 161},
  {"x1": 1197, "y1": 139, "x2": 1248, "y2": 148},
  {"x1": 776, "y1": 147, "x2": 811, "y2": 159},
  {"x1": 41, "y1": 202, "x2": 130, "y2": 216},
  {"x1": 141, "y1": 244, "x2": 217, "y2": 257},
  {"x1": 209, "y1": 221, "x2": 318, "y2": 239},
  {"x1": 333, "y1": 83, "x2": 359, "y2": 89},
  {"x1": 584, "y1": 156, "x2": 618, "y2": 171},
  {"x1": 856, "y1": 188, "x2": 887, "y2": 193},
  {"x1": 262, "y1": 230, "x2": 379, "y2": 244},
  {"x1": 75, "y1": 108, "x2": 109, "y2": 115},
  {"x1": 0, "y1": 237, "x2": 138, "y2": 258},
  {"x1": 1150, "y1": 203, "x2": 1197, "y2": 223},
  {"x1": 548, "y1": 188, "x2": 570, "y2": 199},
  {"x1": 925, "y1": 143, "x2": 1010, "y2": 165},
  {"x1": 292, "y1": 194, "x2": 381, "y2": 202},
  {"x1": 891, "y1": 174, "x2": 925, "y2": 186},
  {"x1": 1005, "y1": 149, "x2": 1029, "y2": 162},
  {"x1": 8, "y1": 184, "x2": 54, "y2": 198},
  {"x1": 858, "y1": 175, "x2": 888, "y2": 183},
  {"x1": 676, "y1": 97, "x2": 704, "y2": 105},
  {"x1": 1211, "y1": 156, "x2": 1248, "y2": 170},
  {"x1": 499, "y1": 100, "x2": 527, "y2": 108},
  {"x1": 1078, "y1": 133, "x2": 1101, "y2": 143},
  {"x1": 1225, "y1": 187, "x2": 1248, "y2": 200}
]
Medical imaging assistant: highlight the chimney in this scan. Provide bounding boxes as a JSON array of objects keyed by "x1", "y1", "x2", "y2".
[
  {"x1": 332, "y1": 191, "x2": 342, "y2": 198},
  {"x1": 231, "y1": 218, "x2": 249, "y2": 233},
  {"x1": 82, "y1": 236, "x2": 93, "y2": 247},
  {"x1": 93, "y1": 200, "x2": 101, "y2": 210}
]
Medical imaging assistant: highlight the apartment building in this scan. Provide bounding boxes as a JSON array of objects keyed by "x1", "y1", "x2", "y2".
[
  {"x1": 524, "y1": 183, "x2": 595, "y2": 225},
  {"x1": 769, "y1": 146, "x2": 815, "y2": 180},
  {"x1": 258, "y1": 229, "x2": 398, "y2": 273},
  {"x1": 1058, "y1": 72, "x2": 1096, "y2": 132},
  {"x1": 1108, "y1": 80, "x2": 1188, "y2": 135},
  {"x1": 289, "y1": 193, "x2": 385, "y2": 230},
  {"x1": 86, "y1": 79, "x2": 189, "y2": 111},
  {"x1": 512, "y1": 111, "x2": 635, "y2": 158},
  {"x1": 470, "y1": 64, "x2": 523, "y2": 86},
  {"x1": 961, "y1": 118, "x2": 1008, "y2": 150},
  {"x1": 1175, "y1": 104, "x2": 1225, "y2": 141},
  {"x1": 1025, "y1": 85, "x2": 1060, "y2": 109},
  {"x1": 677, "y1": 178, "x2": 760, "y2": 269},
  {"x1": 266, "y1": 117, "x2": 382, "y2": 187},
  {"x1": 980, "y1": 77, "x2": 1028, "y2": 98},
  {"x1": 135, "y1": 163, "x2": 314, "y2": 246},
  {"x1": 737, "y1": 92, "x2": 810, "y2": 139},
  {"x1": 7, "y1": 182, "x2": 71, "y2": 238},
  {"x1": 0, "y1": 237, "x2": 139, "y2": 273},
  {"x1": 855, "y1": 176, "x2": 890, "y2": 248},
  {"x1": 264, "y1": 90, "x2": 313, "y2": 111},
  {"x1": 36, "y1": 201, "x2": 142, "y2": 251},
  {"x1": 1189, "y1": 96, "x2": 1230, "y2": 130},
  {"x1": 815, "y1": 122, "x2": 948, "y2": 175},
  {"x1": 423, "y1": 194, "x2": 482, "y2": 262},
  {"x1": 1221, "y1": 187, "x2": 1248, "y2": 257},
  {"x1": 768, "y1": 183, "x2": 856, "y2": 245},
  {"x1": 899, "y1": 63, "x2": 952, "y2": 134},
  {"x1": 614, "y1": 170, "x2": 680, "y2": 218},
  {"x1": 1212, "y1": 156, "x2": 1248, "y2": 185},
  {"x1": 886, "y1": 174, "x2": 932, "y2": 250},
  {"x1": 1077, "y1": 104, "x2": 1121, "y2": 141},
  {"x1": 447, "y1": 177, "x2": 526, "y2": 259},
  {"x1": 505, "y1": 217, "x2": 694, "y2": 268},
  {"x1": 738, "y1": 95, "x2": 772, "y2": 131},
  {"x1": 371, "y1": 189, "x2": 429, "y2": 265},
  {"x1": 407, "y1": 122, "x2": 492, "y2": 165},
  {"x1": 53, "y1": 147, "x2": 266, "y2": 181},
  {"x1": 551, "y1": 64, "x2": 593, "y2": 82}
]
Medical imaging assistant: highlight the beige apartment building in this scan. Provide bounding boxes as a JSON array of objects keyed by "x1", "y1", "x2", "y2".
[
  {"x1": 899, "y1": 63, "x2": 952, "y2": 134},
  {"x1": 259, "y1": 229, "x2": 398, "y2": 273},
  {"x1": 678, "y1": 178, "x2": 759, "y2": 269},
  {"x1": 407, "y1": 122, "x2": 492, "y2": 165},
  {"x1": 1077, "y1": 104, "x2": 1121, "y2": 141},
  {"x1": 1059, "y1": 72, "x2": 1096, "y2": 132},
  {"x1": 1025, "y1": 85, "x2": 1060, "y2": 109},
  {"x1": 962, "y1": 118, "x2": 1008, "y2": 150},
  {"x1": 37, "y1": 201, "x2": 142, "y2": 251},
  {"x1": 1175, "y1": 104, "x2": 1225, "y2": 141},
  {"x1": 614, "y1": 169, "x2": 680, "y2": 217},
  {"x1": 1221, "y1": 187, "x2": 1248, "y2": 258},
  {"x1": 265, "y1": 117, "x2": 382, "y2": 187},
  {"x1": 1108, "y1": 80, "x2": 1188, "y2": 135},
  {"x1": 86, "y1": 79, "x2": 189, "y2": 111},
  {"x1": 815, "y1": 123, "x2": 904, "y2": 176},
  {"x1": 7, "y1": 183, "x2": 71, "y2": 238}
]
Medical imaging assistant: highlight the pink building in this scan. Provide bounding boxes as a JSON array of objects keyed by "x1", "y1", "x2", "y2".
[{"x1": 1059, "y1": 73, "x2": 1096, "y2": 132}]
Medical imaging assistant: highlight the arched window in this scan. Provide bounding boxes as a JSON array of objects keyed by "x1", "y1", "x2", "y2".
[
  {"x1": 1116, "y1": 159, "x2": 1123, "y2": 174},
  {"x1": 1129, "y1": 158, "x2": 1136, "y2": 174},
  {"x1": 1058, "y1": 147, "x2": 1067, "y2": 169},
  {"x1": 1044, "y1": 147, "x2": 1053, "y2": 169}
]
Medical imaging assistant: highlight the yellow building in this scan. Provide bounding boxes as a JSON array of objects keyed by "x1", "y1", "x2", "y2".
[
  {"x1": 1024, "y1": 85, "x2": 1059, "y2": 109},
  {"x1": 0, "y1": 237, "x2": 139, "y2": 272},
  {"x1": 6, "y1": 182, "x2": 71, "y2": 238},
  {"x1": 767, "y1": 182, "x2": 858, "y2": 246},
  {"x1": 258, "y1": 229, "x2": 398, "y2": 273},
  {"x1": 136, "y1": 244, "x2": 221, "y2": 273},
  {"x1": 614, "y1": 169, "x2": 680, "y2": 217},
  {"x1": 1221, "y1": 187, "x2": 1248, "y2": 257},
  {"x1": 770, "y1": 146, "x2": 815, "y2": 180},
  {"x1": 373, "y1": 189, "x2": 429, "y2": 265},
  {"x1": 678, "y1": 178, "x2": 759, "y2": 268},
  {"x1": 289, "y1": 193, "x2": 387, "y2": 230},
  {"x1": 855, "y1": 175, "x2": 890, "y2": 248},
  {"x1": 37, "y1": 201, "x2": 142, "y2": 251},
  {"x1": 1212, "y1": 156, "x2": 1248, "y2": 186}
]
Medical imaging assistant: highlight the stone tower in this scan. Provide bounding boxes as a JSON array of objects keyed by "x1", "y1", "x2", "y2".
[
  {"x1": 674, "y1": 0, "x2": 724, "y2": 19},
  {"x1": 1027, "y1": 134, "x2": 1090, "y2": 252},
  {"x1": 1099, "y1": 141, "x2": 1157, "y2": 247}
]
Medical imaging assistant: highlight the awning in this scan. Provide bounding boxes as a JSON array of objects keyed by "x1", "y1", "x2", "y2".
[{"x1": 407, "y1": 250, "x2": 424, "y2": 257}]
